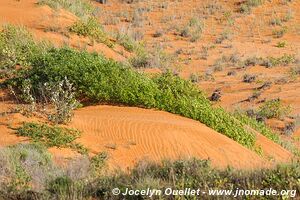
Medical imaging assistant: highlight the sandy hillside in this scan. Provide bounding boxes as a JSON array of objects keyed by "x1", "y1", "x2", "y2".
[{"x1": 67, "y1": 105, "x2": 292, "y2": 170}]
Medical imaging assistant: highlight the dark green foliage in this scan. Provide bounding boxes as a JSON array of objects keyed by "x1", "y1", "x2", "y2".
[{"x1": 17, "y1": 122, "x2": 87, "y2": 154}]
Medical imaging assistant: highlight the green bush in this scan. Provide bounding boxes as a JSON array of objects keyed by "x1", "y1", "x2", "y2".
[
  {"x1": 0, "y1": 24, "x2": 50, "y2": 77},
  {"x1": 17, "y1": 122, "x2": 87, "y2": 154},
  {"x1": 0, "y1": 144, "x2": 58, "y2": 195},
  {"x1": 69, "y1": 18, "x2": 114, "y2": 48},
  {"x1": 258, "y1": 99, "x2": 291, "y2": 119}
]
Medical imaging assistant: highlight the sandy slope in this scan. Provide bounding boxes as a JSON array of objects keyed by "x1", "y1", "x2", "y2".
[
  {"x1": 64, "y1": 105, "x2": 290, "y2": 170},
  {"x1": 0, "y1": 0, "x2": 128, "y2": 62}
]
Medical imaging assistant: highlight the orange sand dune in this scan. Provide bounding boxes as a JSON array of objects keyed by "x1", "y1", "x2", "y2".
[{"x1": 66, "y1": 105, "x2": 290, "y2": 170}]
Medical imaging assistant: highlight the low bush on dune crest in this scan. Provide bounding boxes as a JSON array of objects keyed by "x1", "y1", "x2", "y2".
[{"x1": 9, "y1": 47, "x2": 255, "y2": 148}]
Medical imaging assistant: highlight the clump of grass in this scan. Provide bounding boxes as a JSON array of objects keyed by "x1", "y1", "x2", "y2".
[
  {"x1": 215, "y1": 29, "x2": 232, "y2": 44},
  {"x1": 262, "y1": 54, "x2": 295, "y2": 68},
  {"x1": 178, "y1": 17, "x2": 204, "y2": 42},
  {"x1": 116, "y1": 32, "x2": 139, "y2": 52},
  {"x1": 17, "y1": 122, "x2": 87, "y2": 154},
  {"x1": 258, "y1": 99, "x2": 291, "y2": 119},
  {"x1": 272, "y1": 26, "x2": 288, "y2": 38},
  {"x1": 92, "y1": 159, "x2": 300, "y2": 199},
  {"x1": 276, "y1": 41, "x2": 286, "y2": 48},
  {"x1": 0, "y1": 143, "x2": 59, "y2": 194},
  {"x1": 37, "y1": 0, "x2": 95, "y2": 19},
  {"x1": 239, "y1": 0, "x2": 264, "y2": 14},
  {"x1": 69, "y1": 18, "x2": 114, "y2": 48}
]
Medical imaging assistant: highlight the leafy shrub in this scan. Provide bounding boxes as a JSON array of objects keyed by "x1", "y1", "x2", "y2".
[
  {"x1": 43, "y1": 77, "x2": 80, "y2": 124},
  {"x1": 69, "y1": 18, "x2": 114, "y2": 47},
  {"x1": 0, "y1": 24, "x2": 50, "y2": 77},
  {"x1": 0, "y1": 144, "x2": 59, "y2": 195},
  {"x1": 17, "y1": 122, "x2": 87, "y2": 154},
  {"x1": 258, "y1": 99, "x2": 291, "y2": 119},
  {"x1": 262, "y1": 54, "x2": 295, "y2": 67}
]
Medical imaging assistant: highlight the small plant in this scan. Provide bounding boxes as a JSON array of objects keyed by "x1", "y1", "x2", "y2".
[
  {"x1": 215, "y1": 29, "x2": 232, "y2": 44},
  {"x1": 262, "y1": 54, "x2": 295, "y2": 67},
  {"x1": 17, "y1": 122, "x2": 87, "y2": 154},
  {"x1": 189, "y1": 73, "x2": 200, "y2": 83},
  {"x1": 43, "y1": 77, "x2": 80, "y2": 124},
  {"x1": 243, "y1": 74, "x2": 256, "y2": 83},
  {"x1": 178, "y1": 17, "x2": 204, "y2": 42},
  {"x1": 69, "y1": 18, "x2": 114, "y2": 48},
  {"x1": 37, "y1": 0, "x2": 95, "y2": 19},
  {"x1": 258, "y1": 99, "x2": 291, "y2": 119},
  {"x1": 276, "y1": 41, "x2": 286, "y2": 48},
  {"x1": 239, "y1": 0, "x2": 264, "y2": 14},
  {"x1": 272, "y1": 27, "x2": 287, "y2": 38},
  {"x1": 153, "y1": 29, "x2": 163, "y2": 38}
]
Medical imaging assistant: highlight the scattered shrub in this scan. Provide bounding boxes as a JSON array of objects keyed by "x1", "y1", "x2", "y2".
[
  {"x1": 276, "y1": 41, "x2": 286, "y2": 48},
  {"x1": 17, "y1": 122, "x2": 87, "y2": 154},
  {"x1": 272, "y1": 27, "x2": 287, "y2": 38},
  {"x1": 0, "y1": 144, "x2": 59, "y2": 195},
  {"x1": 37, "y1": 0, "x2": 95, "y2": 18},
  {"x1": 239, "y1": 0, "x2": 264, "y2": 13},
  {"x1": 69, "y1": 18, "x2": 114, "y2": 48},
  {"x1": 258, "y1": 99, "x2": 291, "y2": 119},
  {"x1": 243, "y1": 74, "x2": 256, "y2": 83},
  {"x1": 43, "y1": 77, "x2": 80, "y2": 124},
  {"x1": 92, "y1": 159, "x2": 300, "y2": 199},
  {"x1": 0, "y1": 24, "x2": 50, "y2": 78}
]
